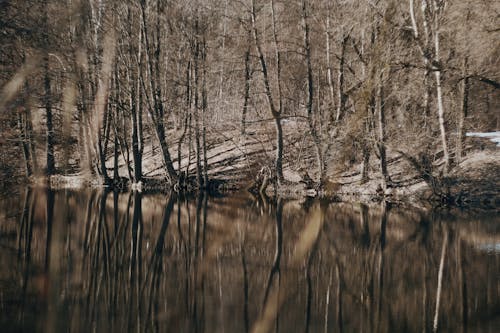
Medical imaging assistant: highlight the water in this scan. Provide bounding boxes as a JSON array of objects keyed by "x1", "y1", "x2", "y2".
[{"x1": 0, "y1": 188, "x2": 499, "y2": 332}]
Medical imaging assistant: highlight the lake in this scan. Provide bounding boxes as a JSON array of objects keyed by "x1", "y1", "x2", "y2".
[{"x1": 0, "y1": 188, "x2": 499, "y2": 332}]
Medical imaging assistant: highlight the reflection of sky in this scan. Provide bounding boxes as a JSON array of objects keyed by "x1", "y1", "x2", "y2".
[{"x1": 476, "y1": 243, "x2": 500, "y2": 254}]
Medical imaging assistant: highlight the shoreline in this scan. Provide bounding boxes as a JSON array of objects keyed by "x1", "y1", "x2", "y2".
[{"x1": 21, "y1": 162, "x2": 498, "y2": 211}]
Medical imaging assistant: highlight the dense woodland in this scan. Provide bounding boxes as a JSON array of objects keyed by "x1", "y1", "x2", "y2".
[{"x1": 0, "y1": 0, "x2": 499, "y2": 191}]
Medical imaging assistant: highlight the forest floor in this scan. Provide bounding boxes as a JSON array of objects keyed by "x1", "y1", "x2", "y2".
[{"x1": 47, "y1": 118, "x2": 500, "y2": 208}]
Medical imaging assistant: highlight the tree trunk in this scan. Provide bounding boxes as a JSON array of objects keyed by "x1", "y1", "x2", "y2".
[
  {"x1": 202, "y1": 37, "x2": 209, "y2": 187},
  {"x1": 423, "y1": 63, "x2": 431, "y2": 125},
  {"x1": 218, "y1": 0, "x2": 228, "y2": 101},
  {"x1": 194, "y1": 21, "x2": 203, "y2": 188},
  {"x1": 156, "y1": 122, "x2": 177, "y2": 183},
  {"x1": 456, "y1": 57, "x2": 469, "y2": 164},
  {"x1": 178, "y1": 61, "x2": 190, "y2": 174},
  {"x1": 336, "y1": 34, "x2": 348, "y2": 122},
  {"x1": 434, "y1": 65, "x2": 451, "y2": 173},
  {"x1": 376, "y1": 74, "x2": 389, "y2": 189},
  {"x1": 98, "y1": 105, "x2": 111, "y2": 184},
  {"x1": 435, "y1": 67, "x2": 450, "y2": 172},
  {"x1": 410, "y1": 0, "x2": 451, "y2": 172},
  {"x1": 361, "y1": 143, "x2": 370, "y2": 184},
  {"x1": 113, "y1": 134, "x2": 119, "y2": 180},
  {"x1": 274, "y1": 117, "x2": 284, "y2": 183},
  {"x1": 140, "y1": 0, "x2": 178, "y2": 183},
  {"x1": 241, "y1": 29, "x2": 252, "y2": 135},
  {"x1": 130, "y1": 32, "x2": 143, "y2": 183},
  {"x1": 44, "y1": 54, "x2": 55, "y2": 176},
  {"x1": 18, "y1": 110, "x2": 33, "y2": 177},
  {"x1": 302, "y1": 0, "x2": 324, "y2": 185},
  {"x1": 251, "y1": 0, "x2": 284, "y2": 185},
  {"x1": 325, "y1": 11, "x2": 335, "y2": 111}
]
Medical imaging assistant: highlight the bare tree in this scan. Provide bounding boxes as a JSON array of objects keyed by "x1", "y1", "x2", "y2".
[
  {"x1": 409, "y1": 0, "x2": 451, "y2": 172},
  {"x1": 251, "y1": 0, "x2": 285, "y2": 185}
]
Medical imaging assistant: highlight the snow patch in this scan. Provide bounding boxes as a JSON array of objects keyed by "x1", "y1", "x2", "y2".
[{"x1": 466, "y1": 131, "x2": 500, "y2": 147}]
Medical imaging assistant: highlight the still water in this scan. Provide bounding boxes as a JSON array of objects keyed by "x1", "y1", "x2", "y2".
[{"x1": 0, "y1": 188, "x2": 499, "y2": 332}]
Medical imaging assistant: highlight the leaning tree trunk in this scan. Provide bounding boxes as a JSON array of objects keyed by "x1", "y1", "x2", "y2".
[{"x1": 156, "y1": 122, "x2": 178, "y2": 183}]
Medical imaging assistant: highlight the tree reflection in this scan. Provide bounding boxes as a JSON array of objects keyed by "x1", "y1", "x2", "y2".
[{"x1": 2, "y1": 190, "x2": 499, "y2": 332}]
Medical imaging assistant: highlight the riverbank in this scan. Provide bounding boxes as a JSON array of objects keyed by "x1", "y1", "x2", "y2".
[
  {"x1": 38, "y1": 147, "x2": 499, "y2": 210},
  {"x1": 22, "y1": 120, "x2": 499, "y2": 209}
]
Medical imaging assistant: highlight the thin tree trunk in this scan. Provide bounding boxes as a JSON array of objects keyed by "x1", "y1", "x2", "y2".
[
  {"x1": 218, "y1": 0, "x2": 228, "y2": 101},
  {"x1": 435, "y1": 67, "x2": 450, "y2": 172},
  {"x1": 457, "y1": 57, "x2": 469, "y2": 164},
  {"x1": 77, "y1": 79, "x2": 89, "y2": 175},
  {"x1": 325, "y1": 11, "x2": 335, "y2": 111},
  {"x1": 251, "y1": 0, "x2": 284, "y2": 184},
  {"x1": 423, "y1": 63, "x2": 431, "y2": 124},
  {"x1": 336, "y1": 35, "x2": 348, "y2": 122},
  {"x1": 140, "y1": 0, "x2": 177, "y2": 183},
  {"x1": 44, "y1": 54, "x2": 56, "y2": 176},
  {"x1": 178, "y1": 61, "x2": 190, "y2": 175},
  {"x1": 156, "y1": 122, "x2": 177, "y2": 182},
  {"x1": 27, "y1": 104, "x2": 37, "y2": 174},
  {"x1": 42, "y1": 2, "x2": 56, "y2": 177},
  {"x1": 18, "y1": 113, "x2": 33, "y2": 177},
  {"x1": 411, "y1": 0, "x2": 451, "y2": 171},
  {"x1": 19, "y1": 88, "x2": 35, "y2": 178},
  {"x1": 361, "y1": 143, "x2": 370, "y2": 184},
  {"x1": 202, "y1": 37, "x2": 209, "y2": 187},
  {"x1": 274, "y1": 118, "x2": 284, "y2": 184},
  {"x1": 193, "y1": 19, "x2": 203, "y2": 188},
  {"x1": 113, "y1": 133, "x2": 119, "y2": 181},
  {"x1": 376, "y1": 74, "x2": 389, "y2": 189},
  {"x1": 112, "y1": 70, "x2": 120, "y2": 181},
  {"x1": 99, "y1": 105, "x2": 111, "y2": 184},
  {"x1": 241, "y1": 29, "x2": 252, "y2": 135},
  {"x1": 130, "y1": 22, "x2": 143, "y2": 183},
  {"x1": 302, "y1": 0, "x2": 324, "y2": 184}
]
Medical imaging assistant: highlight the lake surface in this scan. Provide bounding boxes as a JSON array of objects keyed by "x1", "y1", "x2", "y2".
[{"x1": 0, "y1": 188, "x2": 499, "y2": 332}]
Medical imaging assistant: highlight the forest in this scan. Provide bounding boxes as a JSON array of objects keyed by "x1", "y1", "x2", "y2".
[
  {"x1": 1, "y1": 2, "x2": 500, "y2": 331},
  {"x1": 1, "y1": 0, "x2": 499, "y2": 198}
]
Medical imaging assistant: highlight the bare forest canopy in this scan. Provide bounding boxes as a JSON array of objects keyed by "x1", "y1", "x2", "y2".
[{"x1": 0, "y1": 0, "x2": 499, "y2": 192}]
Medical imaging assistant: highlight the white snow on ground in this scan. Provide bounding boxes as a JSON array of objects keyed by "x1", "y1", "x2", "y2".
[
  {"x1": 466, "y1": 131, "x2": 500, "y2": 146},
  {"x1": 476, "y1": 243, "x2": 500, "y2": 254}
]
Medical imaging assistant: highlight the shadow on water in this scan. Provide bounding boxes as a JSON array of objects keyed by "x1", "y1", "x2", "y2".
[{"x1": 0, "y1": 187, "x2": 499, "y2": 332}]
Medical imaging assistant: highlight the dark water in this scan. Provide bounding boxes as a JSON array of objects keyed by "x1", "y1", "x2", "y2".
[{"x1": 0, "y1": 188, "x2": 499, "y2": 333}]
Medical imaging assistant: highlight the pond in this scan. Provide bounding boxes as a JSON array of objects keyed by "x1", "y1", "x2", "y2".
[{"x1": 0, "y1": 188, "x2": 499, "y2": 332}]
